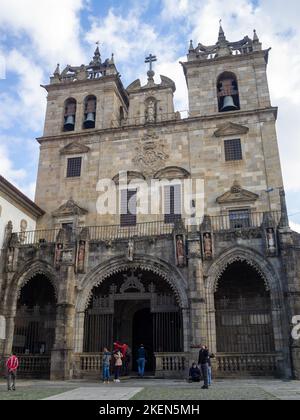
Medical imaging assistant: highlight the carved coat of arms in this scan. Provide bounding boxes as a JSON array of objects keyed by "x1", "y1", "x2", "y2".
[{"x1": 133, "y1": 133, "x2": 169, "y2": 177}]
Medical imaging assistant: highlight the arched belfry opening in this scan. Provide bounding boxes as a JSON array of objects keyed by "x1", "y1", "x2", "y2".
[
  {"x1": 83, "y1": 268, "x2": 184, "y2": 373},
  {"x1": 217, "y1": 72, "x2": 240, "y2": 112},
  {"x1": 13, "y1": 274, "x2": 57, "y2": 378},
  {"x1": 63, "y1": 98, "x2": 77, "y2": 131},
  {"x1": 215, "y1": 260, "x2": 275, "y2": 359}
]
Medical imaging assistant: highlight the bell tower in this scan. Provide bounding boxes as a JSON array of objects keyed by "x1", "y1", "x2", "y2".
[
  {"x1": 42, "y1": 45, "x2": 129, "y2": 137},
  {"x1": 182, "y1": 24, "x2": 271, "y2": 117},
  {"x1": 181, "y1": 24, "x2": 283, "y2": 212}
]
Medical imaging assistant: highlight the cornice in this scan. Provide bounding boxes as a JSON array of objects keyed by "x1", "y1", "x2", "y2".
[
  {"x1": 37, "y1": 107, "x2": 278, "y2": 144},
  {"x1": 0, "y1": 176, "x2": 45, "y2": 218}
]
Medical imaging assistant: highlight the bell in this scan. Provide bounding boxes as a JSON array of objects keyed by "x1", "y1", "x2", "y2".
[
  {"x1": 221, "y1": 96, "x2": 238, "y2": 112},
  {"x1": 64, "y1": 115, "x2": 75, "y2": 131},
  {"x1": 84, "y1": 112, "x2": 95, "y2": 129}
]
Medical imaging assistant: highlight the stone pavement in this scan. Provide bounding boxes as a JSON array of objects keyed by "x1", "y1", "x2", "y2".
[
  {"x1": 45, "y1": 387, "x2": 143, "y2": 400},
  {"x1": 1, "y1": 378, "x2": 300, "y2": 400}
]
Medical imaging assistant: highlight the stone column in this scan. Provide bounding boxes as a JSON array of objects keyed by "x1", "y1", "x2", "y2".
[
  {"x1": 278, "y1": 223, "x2": 300, "y2": 379},
  {"x1": 51, "y1": 265, "x2": 77, "y2": 380},
  {"x1": 187, "y1": 233, "x2": 207, "y2": 364}
]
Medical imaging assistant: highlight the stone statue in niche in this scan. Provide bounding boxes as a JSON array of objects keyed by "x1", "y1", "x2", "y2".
[
  {"x1": 7, "y1": 247, "x2": 15, "y2": 272},
  {"x1": 176, "y1": 235, "x2": 185, "y2": 267},
  {"x1": 54, "y1": 243, "x2": 63, "y2": 269},
  {"x1": 77, "y1": 240, "x2": 86, "y2": 273},
  {"x1": 266, "y1": 228, "x2": 276, "y2": 253},
  {"x1": 127, "y1": 240, "x2": 134, "y2": 262},
  {"x1": 203, "y1": 233, "x2": 213, "y2": 259},
  {"x1": 146, "y1": 99, "x2": 156, "y2": 123},
  {"x1": 19, "y1": 220, "x2": 28, "y2": 244}
]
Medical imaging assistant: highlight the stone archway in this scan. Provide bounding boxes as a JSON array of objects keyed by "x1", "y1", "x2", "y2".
[
  {"x1": 74, "y1": 256, "x2": 190, "y2": 363},
  {"x1": 205, "y1": 247, "x2": 289, "y2": 377},
  {"x1": 3, "y1": 262, "x2": 58, "y2": 378}
]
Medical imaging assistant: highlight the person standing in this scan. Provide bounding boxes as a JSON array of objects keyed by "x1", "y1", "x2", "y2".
[
  {"x1": 6, "y1": 353, "x2": 19, "y2": 391},
  {"x1": 114, "y1": 350, "x2": 123, "y2": 383},
  {"x1": 102, "y1": 348, "x2": 112, "y2": 384},
  {"x1": 206, "y1": 347, "x2": 214, "y2": 387},
  {"x1": 124, "y1": 345, "x2": 131, "y2": 376},
  {"x1": 198, "y1": 345, "x2": 209, "y2": 390},
  {"x1": 137, "y1": 344, "x2": 146, "y2": 378}
]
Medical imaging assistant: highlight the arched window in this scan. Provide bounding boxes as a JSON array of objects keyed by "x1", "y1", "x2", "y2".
[
  {"x1": 63, "y1": 98, "x2": 77, "y2": 132},
  {"x1": 217, "y1": 72, "x2": 240, "y2": 112},
  {"x1": 83, "y1": 95, "x2": 97, "y2": 129}
]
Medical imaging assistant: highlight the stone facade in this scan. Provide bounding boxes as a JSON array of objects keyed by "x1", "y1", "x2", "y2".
[{"x1": 0, "y1": 26, "x2": 300, "y2": 380}]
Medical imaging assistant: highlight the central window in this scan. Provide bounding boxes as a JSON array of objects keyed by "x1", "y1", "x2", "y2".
[
  {"x1": 164, "y1": 185, "x2": 182, "y2": 224},
  {"x1": 120, "y1": 189, "x2": 137, "y2": 227}
]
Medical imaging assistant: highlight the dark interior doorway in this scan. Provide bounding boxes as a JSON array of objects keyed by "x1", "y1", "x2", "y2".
[{"x1": 132, "y1": 308, "x2": 154, "y2": 373}]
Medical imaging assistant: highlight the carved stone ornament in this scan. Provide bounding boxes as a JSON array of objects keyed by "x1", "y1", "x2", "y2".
[
  {"x1": 60, "y1": 142, "x2": 90, "y2": 155},
  {"x1": 52, "y1": 199, "x2": 88, "y2": 218},
  {"x1": 216, "y1": 181, "x2": 259, "y2": 204},
  {"x1": 133, "y1": 134, "x2": 169, "y2": 177},
  {"x1": 214, "y1": 122, "x2": 249, "y2": 138},
  {"x1": 120, "y1": 272, "x2": 145, "y2": 294}
]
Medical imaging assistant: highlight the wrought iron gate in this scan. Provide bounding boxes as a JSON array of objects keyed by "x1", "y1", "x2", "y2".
[{"x1": 216, "y1": 297, "x2": 275, "y2": 354}]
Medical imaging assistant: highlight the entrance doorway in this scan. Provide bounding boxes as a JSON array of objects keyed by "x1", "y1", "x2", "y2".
[{"x1": 132, "y1": 308, "x2": 154, "y2": 373}]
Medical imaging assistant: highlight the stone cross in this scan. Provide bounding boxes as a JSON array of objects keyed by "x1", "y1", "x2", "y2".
[{"x1": 145, "y1": 54, "x2": 157, "y2": 72}]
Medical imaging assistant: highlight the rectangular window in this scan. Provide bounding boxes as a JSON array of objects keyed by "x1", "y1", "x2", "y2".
[
  {"x1": 120, "y1": 189, "x2": 137, "y2": 227},
  {"x1": 229, "y1": 209, "x2": 251, "y2": 229},
  {"x1": 164, "y1": 185, "x2": 182, "y2": 224},
  {"x1": 224, "y1": 139, "x2": 243, "y2": 161},
  {"x1": 67, "y1": 157, "x2": 82, "y2": 178}
]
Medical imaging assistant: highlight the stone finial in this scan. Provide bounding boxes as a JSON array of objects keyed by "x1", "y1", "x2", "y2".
[
  {"x1": 216, "y1": 21, "x2": 232, "y2": 57},
  {"x1": 279, "y1": 188, "x2": 290, "y2": 228},
  {"x1": 189, "y1": 40, "x2": 194, "y2": 52},
  {"x1": 90, "y1": 43, "x2": 102, "y2": 66},
  {"x1": 253, "y1": 29, "x2": 259, "y2": 43},
  {"x1": 54, "y1": 63, "x2": 60, "y2": 76},
  {"x1": 218, "y1": 20, "x2": 227, "y2": 44}
]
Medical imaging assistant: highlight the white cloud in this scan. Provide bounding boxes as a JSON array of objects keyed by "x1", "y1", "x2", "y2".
[
  {"x1": 290, "y1": 222, "x2": 300, "y2": 234},
  {"x1": 0, "y1": 0, "x2": 88, "y2": 68},
  {"x1": 0, "y1": 143, "x2": 26, "y2": 182}
]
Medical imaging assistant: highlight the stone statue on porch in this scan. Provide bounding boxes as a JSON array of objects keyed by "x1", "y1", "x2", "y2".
[
  {"x1": 77, "y1": 240, "x2": 86, "y2": 273},
  {"x1": 127, "y1": 240, "x2": 134, "y2": 262},
  {"x1": 7, "y1": 247, "x2": 15, "y2": 272},
  {"x1": 266, "y1": 228, "x2": 276, "y2": 254},
  {"x1": 176, "y1": 235, "x2": 185, "y2": 267},
  {"x1": 54, "y1": 243, "x2": 63, "y2": 269},
  {"x1": 203, "y1": 233, "x2": 213, "y2": 259}
]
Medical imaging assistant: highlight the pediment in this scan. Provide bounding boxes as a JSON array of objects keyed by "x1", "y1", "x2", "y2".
[
  {"x1": 214, "y1": 122, "x2": 249, "y2": 138},
  {"x1": 217, "y1": 182, "x2": 259, "y2": 204},
  {"x1": 154, "y1": 166, "x2": 190, "y2": 180},
  {"x1": 126, "y1": 79, "x2": 142, "y2": 92},
  {"x1": 60, "y1": 142, "x2": 90, "y2": 156},
  {"x1": 52, "y1": 200, "x2": 88, "y2": 217}
]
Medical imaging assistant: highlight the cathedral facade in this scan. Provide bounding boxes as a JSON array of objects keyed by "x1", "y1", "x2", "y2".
[{"x1": 1, "y1": 26, "x2": 300, "y2": 380}]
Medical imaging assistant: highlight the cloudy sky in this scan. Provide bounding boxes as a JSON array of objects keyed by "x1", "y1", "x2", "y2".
[{"x1": 0, "y1": 0, "x2": 299, "y2": 231}]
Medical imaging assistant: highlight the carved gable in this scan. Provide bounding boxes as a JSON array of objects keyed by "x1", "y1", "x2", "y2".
[
  {"x1": 52, "y1": 200, "x2": 88, "y2": 217},
  {"x1": 214, "y1": 122, "x2": 249, "y2": 138},
  {"x1": 217, "y1": 182, "x2": 259, "y2": 204},
  {"x1": 60, "y1": 142, "x2": 90, "y2": 156}
]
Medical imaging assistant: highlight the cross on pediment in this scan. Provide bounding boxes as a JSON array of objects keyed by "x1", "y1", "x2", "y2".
[{"x1": 145, "y1": 54, "x2": 157, "y2": 72}]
